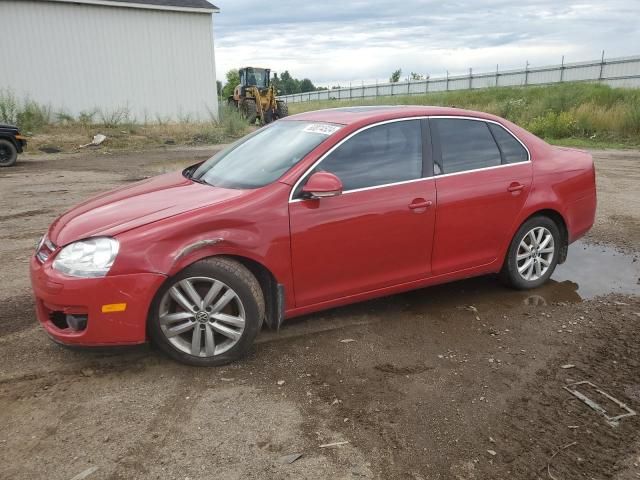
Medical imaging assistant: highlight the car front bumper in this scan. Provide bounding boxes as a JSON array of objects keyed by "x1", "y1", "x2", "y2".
[{"x1": 30, "y1": 256, "x2": 166, "y2": 346}]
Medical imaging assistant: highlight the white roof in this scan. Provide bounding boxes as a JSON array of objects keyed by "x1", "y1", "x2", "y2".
[{"x1": 39, "y1": 0, "x2": 219, "y2": 14}]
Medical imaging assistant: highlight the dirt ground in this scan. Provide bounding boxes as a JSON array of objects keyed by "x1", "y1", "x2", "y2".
[{"x1": 1, "y1": 147, "x2": 639, "y2": 480}]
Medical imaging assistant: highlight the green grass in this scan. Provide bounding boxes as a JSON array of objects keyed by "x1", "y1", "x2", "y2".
[
  {"x1": 0, "y1": 89, "x2": 249, "y2": 153},
  {"x1": 288, "y1": 83, "x2": 640, "y2": 148},
  {"x1": 4, "y1": 83, "x2": 640, "y2": 151}
]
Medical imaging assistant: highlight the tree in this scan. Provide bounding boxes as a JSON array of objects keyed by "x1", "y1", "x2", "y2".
[
  {"x1": 299, "y1": 78, "x2": 316, "y2": 93},
  {"x1": 278, "y1": 70, "x2": 300, "y2": 95},
  {"x1": 221, "y1": 69, "x2": 240, "y2": 99},
  {"x1": 410, "y1": 72, "x2": 425, "y2": 80},
  {"x1": 389, "y1": 69, "x2": 402, "y2": 83}
]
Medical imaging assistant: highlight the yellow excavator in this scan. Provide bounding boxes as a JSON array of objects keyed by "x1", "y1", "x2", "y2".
[{"x1": 228, "y1": 67, "x2": 288, "y2": 124}]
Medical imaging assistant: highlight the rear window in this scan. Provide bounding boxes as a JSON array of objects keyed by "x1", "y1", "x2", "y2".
[{"x1": 192, "y1": 121, "x2": 341, "y2": 189}]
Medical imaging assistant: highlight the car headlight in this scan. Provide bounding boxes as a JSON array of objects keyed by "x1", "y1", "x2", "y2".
[{"x1": 52, "y1": 237, "x2": 119, "y2": 278}]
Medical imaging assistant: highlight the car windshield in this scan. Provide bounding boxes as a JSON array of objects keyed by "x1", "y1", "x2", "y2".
[{"x1": 191, "y1": 121, "x2": 342, "y2": 189}]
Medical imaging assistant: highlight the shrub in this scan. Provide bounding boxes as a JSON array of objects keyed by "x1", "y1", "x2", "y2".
[
  {"x1": 0, "y1": 89, "x2": 18, "y2": 125},
  {"x1": 99, "y1": 106, "x2": 132, "y2": 128},
  {"x1": 16, "y1": 99, "x2": 51, "y2": 131},
  {"x1": 624, "y1": 98, "x2": 640, "y2": 135},
  {"x1": 527, "y1": 111, "x2": 577, "y2": 138},
  {"x1": 217, "y1": 104, "x2": 248, "y2": 138}
]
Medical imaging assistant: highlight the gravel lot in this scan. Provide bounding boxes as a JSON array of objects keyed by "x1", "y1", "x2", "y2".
[{"x1": 1, "y1": 147, "x2": 639, "y2": 480}]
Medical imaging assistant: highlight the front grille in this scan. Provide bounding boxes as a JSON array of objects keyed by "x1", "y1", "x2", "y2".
[{"x1": 36, "y1": 237, "x2": 57, "y2": 263}]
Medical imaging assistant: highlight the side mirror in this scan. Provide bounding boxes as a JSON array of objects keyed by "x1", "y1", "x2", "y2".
[{"x1": 302, "y1": 172, "x2": 343, "y2": 200}]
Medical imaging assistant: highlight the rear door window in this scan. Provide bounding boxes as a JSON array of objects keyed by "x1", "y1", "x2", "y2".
[
  {"x1": 488, "y1": 123, "x2": 529, "y2": 164},
  {"x1": 431, "y1": 118, "x2": 501, "y2": 174}
]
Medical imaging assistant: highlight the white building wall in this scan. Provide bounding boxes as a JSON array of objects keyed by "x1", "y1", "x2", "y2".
[{"x1": 0, "y1": 0, "x2": 219, "y2": 121}]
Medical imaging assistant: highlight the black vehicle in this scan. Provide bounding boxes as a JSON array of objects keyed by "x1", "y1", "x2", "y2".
[{"x1": 0, "y1": 124, "x2": 27, "y2": 167}]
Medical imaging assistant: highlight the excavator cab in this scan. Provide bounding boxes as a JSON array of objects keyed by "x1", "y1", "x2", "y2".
[{"x1": 240, "y1": 67, "x2": 269, "y2": 90}]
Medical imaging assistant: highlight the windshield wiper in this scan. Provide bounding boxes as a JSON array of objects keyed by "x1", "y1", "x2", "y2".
[
  {"x1": 189, "y1": 175, "x2": 210, "y2": 186},
  {"x1": 184, "y1": 166, "x2": 209, "y2": 185}
]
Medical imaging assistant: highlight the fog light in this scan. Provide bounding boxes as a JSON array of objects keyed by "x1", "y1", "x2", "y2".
[{"x1": 66, "y1": 314, "x2": 88, "y2": 331}]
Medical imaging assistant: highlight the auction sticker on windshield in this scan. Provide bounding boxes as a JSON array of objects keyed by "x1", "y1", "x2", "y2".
[{"x1": 302, "y1": 123, "x2": 342, "y2": 135}]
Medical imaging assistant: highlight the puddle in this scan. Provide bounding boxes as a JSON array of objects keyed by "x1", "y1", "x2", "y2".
[
  {"x1": 552, "y1": 241, "x2": 640, "y2": 298},
  {"x1": 261, "y1": 240, "x2": 639, "y2": 342},
  {"x1": 403, "y1": 240, "x2": 639, "y2": 313}
]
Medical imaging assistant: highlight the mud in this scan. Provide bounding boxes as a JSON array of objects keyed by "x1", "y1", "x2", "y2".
[{"x1": 0, "y1": 147, "x2": 639, "y2": 480}]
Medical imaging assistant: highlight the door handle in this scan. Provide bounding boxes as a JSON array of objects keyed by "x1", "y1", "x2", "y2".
[
  {"x1": 408, "y1": 199, "x2": 433, "y2": 210},
  {"x1": 507, "y1": 182, "x2": 525, "y2": 193}
]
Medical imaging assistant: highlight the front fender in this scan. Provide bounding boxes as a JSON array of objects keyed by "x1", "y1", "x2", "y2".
[{"x1": 110, "y1": 182, "x2": 296, "y2": 310}]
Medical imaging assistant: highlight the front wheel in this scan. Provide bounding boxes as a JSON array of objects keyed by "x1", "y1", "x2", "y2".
[
  {"x1": 240, "y1": 99, "x2": 257, "y2": 125},
  {"x1": 148, "y1": 257, "x2": 265, "y2": 366},
  {"x1": 500, "y1": 216, "x2": 561, "y2": 289}
]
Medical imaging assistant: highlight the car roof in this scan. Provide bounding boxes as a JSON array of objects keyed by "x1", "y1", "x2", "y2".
[{"x1": 284, "y1": 105, "x2": 503, "y2": 126}]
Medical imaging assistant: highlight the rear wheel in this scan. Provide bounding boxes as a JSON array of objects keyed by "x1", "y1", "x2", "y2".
[
  {"x1": 240, "y1": 98, "x2": 257, "y2": 125},
  {"x1": 148, "y1": 257, "x2": 264, "y2": 366},
  {"x1": 500, "y1": 216, "x2": 561, "y2": 289},
  {"x1": 0, "y1": 139, "x2": 17, "y2": 167},
  {"x1": 276, "y1": 101, "x2": 289, "y2": 118}
]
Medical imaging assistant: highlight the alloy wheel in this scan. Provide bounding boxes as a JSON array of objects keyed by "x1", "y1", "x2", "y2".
[
  {"x1": 516, "y1": 226, "x2": 555, "y2": 281},
  {"x1": 158, "y1": 276, "x2": 246, "y2": 357}
]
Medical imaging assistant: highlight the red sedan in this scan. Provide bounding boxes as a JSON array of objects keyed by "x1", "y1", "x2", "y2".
[{"x1": 30, "y1": 106, "x2": 596, "y2": 365}]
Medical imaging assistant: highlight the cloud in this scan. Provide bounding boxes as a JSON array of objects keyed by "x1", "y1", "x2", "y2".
[{"x1": 212, "y1": 0, "x2": 640, "y2": 86}]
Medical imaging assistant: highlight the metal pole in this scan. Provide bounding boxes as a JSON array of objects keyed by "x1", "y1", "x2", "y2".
[
  {"x1": 469, "y1": 68, "x2": 473, "y2": 89},
  {"x1": 446, "y1": 70, "x2": 449, "y2": 91},
  {"x1": 425, "y1": 75, "x2": 429, "y2": 94},
  {"x1": 560, "y1": 55, "x2": 564, "y2": 82},
  {"x1": 375, "y1": 79, "x2": 379, "y2": 99},
  {"x1": 349, "y1": 81, "x2": 352, "y2": 100},
  {"x1": 599, "y1": 50, "x2": 605, "y2": 81},
  {"x1": 362, "y1": 80, "x2": 364, "y2": 99},
  {"x1": 524, "y1": 61, "x2": 529, "y2": 86},
  {"x1": 408, "y1": 78, "x2": 411, "y2": 95},
  {"x1": 495, "y1": 64, "x2": 499, "y2": 87}
]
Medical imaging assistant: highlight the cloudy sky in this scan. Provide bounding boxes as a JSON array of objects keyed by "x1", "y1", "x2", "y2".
[{"x1": 212, "y1": 0, "x2": 640, "y2": 87}]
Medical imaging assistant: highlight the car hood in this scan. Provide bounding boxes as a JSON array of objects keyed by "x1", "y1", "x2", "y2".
[{"x1": 49, "y1": 171, "x2": 249, "y2": 246}]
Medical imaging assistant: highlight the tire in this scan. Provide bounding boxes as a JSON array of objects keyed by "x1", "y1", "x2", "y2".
[
  {"x1": 240, "y1": 99, "x2": 257, "y2": 125},
  {"x1": 148, "y1": 257, "x2": 265, "y2": 366},
  {"x1": 263, "y1": 108, "x2": 274, "y2": 124},
  {"x1": 276, "y1": 101, "x2": 289, "y2": 118},
  {"x1": 0, "y1": 139, "x2": 18, "y2": 167},
  {"x1": 500, "y1": 216, "x2": 561, "y2": 290}
]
